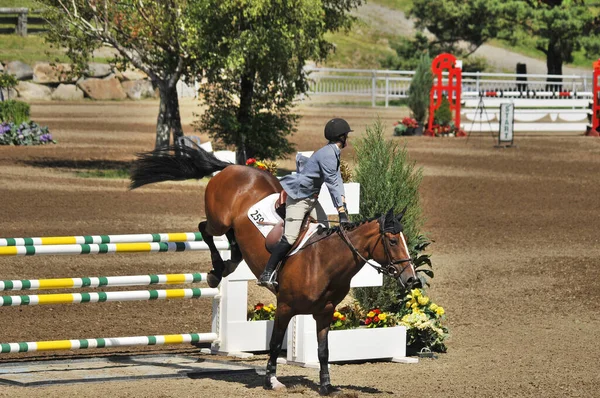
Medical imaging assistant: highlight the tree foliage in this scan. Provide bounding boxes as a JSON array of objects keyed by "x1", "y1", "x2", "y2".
[
  {"x1": 191, "y1": 0, "x2": 362, "y2": 162},
  {"x1": 39, "y1": 0, "x2": 199, "y2": 148},
  {"x1": 408, "y1": 0, "x2": 600, "y2": 76}
]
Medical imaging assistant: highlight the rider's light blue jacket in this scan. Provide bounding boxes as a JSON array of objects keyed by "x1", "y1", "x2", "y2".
[{"x1": 280, "y1": 143, "x2": 345, "y2": 208}]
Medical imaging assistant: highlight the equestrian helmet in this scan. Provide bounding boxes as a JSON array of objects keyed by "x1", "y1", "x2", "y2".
[{"x1": 324, "y1": 118, "x2": 353, "y2": 142}]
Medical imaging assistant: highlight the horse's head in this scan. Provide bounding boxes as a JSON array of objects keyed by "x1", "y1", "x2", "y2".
[{"x1": 375, "y1": 208, "x2": 420, "y2": 290}]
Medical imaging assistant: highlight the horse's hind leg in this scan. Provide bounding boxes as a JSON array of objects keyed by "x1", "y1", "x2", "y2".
[{"x1": 198, "y1": 221, "x2": 227, "y2": 288}]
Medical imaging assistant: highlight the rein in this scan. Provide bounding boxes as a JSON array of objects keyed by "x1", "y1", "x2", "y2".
[{"x1": 337, "y1": 224, "x2": 412, "y2": 277}]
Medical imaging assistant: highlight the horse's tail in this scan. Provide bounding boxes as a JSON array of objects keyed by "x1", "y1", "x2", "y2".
[{"x1": 129, "y1": 143, "x2": 232, "y2": 189}]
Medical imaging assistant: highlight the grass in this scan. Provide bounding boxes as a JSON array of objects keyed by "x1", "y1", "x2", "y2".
[
  {"x1": 0, "y1": 34, "x2": 71, "y2": 64},
  {"x1": 0, "y1": 0, "x2": 41, "y2": 8},
  {"x1": 369, "y1": 0, "x2": 413, "y2": 12}
]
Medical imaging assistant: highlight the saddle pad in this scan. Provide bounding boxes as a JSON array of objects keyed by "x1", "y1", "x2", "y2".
[
  {"x1": 247, "y1": 193, "x2": 282, "y2": 238},
  {"x1": 247, "y1": 194, "x2": 323, "y2": 257}
]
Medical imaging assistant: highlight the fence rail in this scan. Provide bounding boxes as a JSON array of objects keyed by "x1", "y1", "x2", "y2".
[
  {"x1": 305, "y1": 67, "x2": 594, "y2": 107},
  {"x1": 0, "y1": 8, "x2": 46, "y2": 36}
]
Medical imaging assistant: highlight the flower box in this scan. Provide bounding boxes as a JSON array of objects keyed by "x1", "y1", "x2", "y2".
[{"x1": 285, "y1": 315, "x2": 416, "y2": 367}]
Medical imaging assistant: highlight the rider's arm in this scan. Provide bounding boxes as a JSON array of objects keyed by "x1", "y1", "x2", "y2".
[{"x1": 321, "y1": 151, "x2": 345, "y2": 210}]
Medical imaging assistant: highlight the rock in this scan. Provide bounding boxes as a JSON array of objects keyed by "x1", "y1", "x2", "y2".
[
  {"x1": 118, "y1": 68, "x2": 148, "y2": 81},
  {"x1": 0, "y1": 88, "x2": 18, "y2": 100},
  {"x1": 5, "y1": 61, "x2": 33, "y2": 80},
  {"x1": 85, "y1": 63, "x2": 112, "y2": 78},
  {"x1": 15, "y1": 81, "x2": 52, "y2": 100},
  {"x1": 121, "y1": 80, "x2": 156, "y2": 100},
  {"x1": 76, "y1": 76, "x2": 127, "y2": 100},
  {"x1": 33, "y1": 62, "x2": 76, "y2": 84},
  {"x1": 51, "y1": 84, "x2": 84, "y2": 101}
]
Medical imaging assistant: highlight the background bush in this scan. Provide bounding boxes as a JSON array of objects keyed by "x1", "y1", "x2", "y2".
[
  {"x1": 0, "y1": 100, "x2": 31, "y2": 125},
  {"x1": 351, "y1": 119, "x2": 427, "y2": 313}
]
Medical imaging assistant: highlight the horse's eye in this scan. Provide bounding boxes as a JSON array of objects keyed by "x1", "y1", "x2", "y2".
[{"x1": 389, "y1": 238, "x2": 398, "y2": 245}]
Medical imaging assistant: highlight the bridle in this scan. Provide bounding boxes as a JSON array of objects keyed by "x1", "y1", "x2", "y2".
[{"x1": 337, "y1": 223, "x2": 414, "y2": 283}]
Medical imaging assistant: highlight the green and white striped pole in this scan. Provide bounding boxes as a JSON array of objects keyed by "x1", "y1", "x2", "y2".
[
  {"x1": 0, "y1": 232, "x2": 204, "y2": 247},
  {"x1": 0, "y1": 241, "x2": 229, "y2": 256},
  {"x1": 0, "y1": 273, "x2": 208, "y2": 291},
  {"x1": 0, "y1": 332, "x2": 218, "y2": 354},
  {"x1": 0, "y1": 287, "x2": 220, "y2": 306}
]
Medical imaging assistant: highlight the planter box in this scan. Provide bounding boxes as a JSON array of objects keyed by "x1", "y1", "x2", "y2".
[{"x1": 286, "y1": 315, "x2": 417, "y2": 367}]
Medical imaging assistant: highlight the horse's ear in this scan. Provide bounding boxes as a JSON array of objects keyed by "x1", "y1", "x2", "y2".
[
  {"x1": 396, "y1": 206, "x2": 408, "y2": 221},
  {"x1": 385, "y1": 208, "x2": 394, "y2": 223}
]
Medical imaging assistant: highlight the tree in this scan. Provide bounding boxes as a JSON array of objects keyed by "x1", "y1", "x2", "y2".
[
  {"x1": 40, "y1": 0, "x2": 199, "y2": 149},
  {"x1": 409, "y1": 0, "x2": 600, "y2": 79},
  {"x1": 190, "y1": 0, "x2": 362, "y2": 163}
]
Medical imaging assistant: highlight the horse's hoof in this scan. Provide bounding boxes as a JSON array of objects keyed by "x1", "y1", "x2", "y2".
[
  {"x1": 221, "y1": 260, "x2": 239, "y2": 278},
  {"x1": 264, "y1": 376, "x2": 286, "y2": 391},
  {"x1": 319, "y1": 384, "x2": 342, "y2": 396},
  {"x1": 206, "y1": 271, "x2": 222, "y2": 288}
]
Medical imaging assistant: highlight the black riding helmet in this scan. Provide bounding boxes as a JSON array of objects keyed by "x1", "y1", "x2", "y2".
[{"x1": 324, "y1": 118, "x2": 353, "y2": 142}]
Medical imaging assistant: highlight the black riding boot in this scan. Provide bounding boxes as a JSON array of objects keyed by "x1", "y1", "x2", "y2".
[{"x1": 258, "y1": 236, "x2": 292, "y2": 287}]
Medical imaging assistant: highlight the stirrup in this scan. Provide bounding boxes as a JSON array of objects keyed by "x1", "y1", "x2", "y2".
[{"x1": 257, "y1": 272, "x2": 278, "y2": 288}]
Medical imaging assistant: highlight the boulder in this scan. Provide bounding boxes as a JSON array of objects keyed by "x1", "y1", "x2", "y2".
[
  {"x1": 118, "y1": 68, "x2": 148, "y2": 81},
  {"x1": 51, "y1": 84, "x2": 84, "y2": 101},
  {"x1": 0, "y1": 88, "x2": 18, "y2": 100},
  {"x1": 77, "y1": 76, "x2": 127, "y2": 100},
  {"x1": 5, "y1": 61, "x2": 33, "y2": 80},
  {"x1": 33, "y1": 62, "x2": 76, "y2": 84},
  {"x1": 15, "y1": 81, "x2": 52, "y2": 100},
  {"x1": 85, "y1": 63, "x2": 112, "y2": 78},
  {"x1": 121, "y1": 80, "x2": 157, "y2": 100}
]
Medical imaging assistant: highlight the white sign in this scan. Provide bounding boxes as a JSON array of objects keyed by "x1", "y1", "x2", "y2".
[{"x1": 499, "y1": 103, "x2": 514, "y2": 144}]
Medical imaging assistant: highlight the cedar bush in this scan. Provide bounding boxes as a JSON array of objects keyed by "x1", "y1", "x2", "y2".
[
  {"x1": 434, "y1": 95, "x2": 453, "y2": 126},
  {"x1": 351, "y1": 119, "x2": 428, "y2": 313},
  {"x1": 407, "y1": 53, "x2": 433, "y2": 126}
]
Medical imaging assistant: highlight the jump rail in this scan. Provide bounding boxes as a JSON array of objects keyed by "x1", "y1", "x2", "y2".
[
  {"x1": 1, "y1": 333, "x2": 218, "y2": 354},
  {"x1": 0, "y1": 273, "x2": 208, "y2": 291},
  {"x1": 0, "y1": 232, "x2": 204, "y2": 247},
  {"x1": 0, "y1": 241, "x2": 229, "y2": 256}
]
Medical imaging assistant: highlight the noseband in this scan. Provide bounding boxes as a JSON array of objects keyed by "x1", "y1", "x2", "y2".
[{"x1": 337, "y1": 225, "x2": 413, "y2": 278}]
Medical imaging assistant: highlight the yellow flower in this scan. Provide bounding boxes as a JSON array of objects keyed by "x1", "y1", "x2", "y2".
[
  {"x1": 410, "y1": 288, "x2": 421, "y2": 298},
  {"x1": 429, "y1": 303, "x2": 439, "y2": 312},
  {"x1": 333, "y1": 311, "x2": 341, "y2": 319},
  {"x1": 264, "y1": 306, "x2": 272, "y2": 312},
  {"x1": 418, "y1": 296, "x2": 429, "y2": 306},
  {"x1": 405, "y1": 301, "x2": 411, "y2": 308},
  {"x1": 411, "y1": 302, "x2": 418, "y2": 309},
  {"x1": 268, "y1": 304, "x2": 275, "y2": 309},
  {"x1": 378, "y1": 313, "x2": 387, "y2": 321},
  {"x1": 367, "y1": 311, "x2": 375, "y2": 318},
  {"x1": 435, "y1": 306, "x2": 445, "y2": 316}
]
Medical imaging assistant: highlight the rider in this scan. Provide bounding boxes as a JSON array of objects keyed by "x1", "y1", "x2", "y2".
[{"x1": 258, "y1": 118, "x2": 352, "y2": 288}]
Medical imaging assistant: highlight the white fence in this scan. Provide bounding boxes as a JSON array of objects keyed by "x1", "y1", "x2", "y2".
[{"x1": 304, "y1": 67, "x2": 594, "y2": 107}]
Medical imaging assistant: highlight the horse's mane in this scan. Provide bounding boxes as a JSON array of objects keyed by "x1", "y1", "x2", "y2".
[{"x1": 320, "y1": 214, "x2": 380, "y2": 236}]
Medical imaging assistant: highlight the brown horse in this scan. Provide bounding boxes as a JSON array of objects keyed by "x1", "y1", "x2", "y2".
[{"x1": 130, "y1": 144, "x2": 419, "y2": 396}]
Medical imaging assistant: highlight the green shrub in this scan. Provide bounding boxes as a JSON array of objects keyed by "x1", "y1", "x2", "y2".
[
  {"x1": 407, "y1": 53, "x2": 433, "y2": 126},
  {"x1": 433, "y1": 95, "x2": 452, "y2": 127},
  {"x1": 0, "y1": 100, "x2": 31, "y2": 125},
  {"x1": 351, "y1": 119, "x2": 428, "y2": 313}
]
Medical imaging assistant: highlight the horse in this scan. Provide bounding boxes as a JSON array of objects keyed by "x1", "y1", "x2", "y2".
[{"x1": 130, "y1": 144, "x2": 420, "y2": 396}]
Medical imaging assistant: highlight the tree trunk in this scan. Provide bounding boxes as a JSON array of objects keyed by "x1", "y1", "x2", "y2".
[
  {"x1": 546, "y1": 38, "x2": 563, "y2": 92},
  {"x1": 236, "y1": 70, "x2": 255, "y2": 164},
  {"x1": 155, "y1": 81, "x2": 184, "y2": 150}
]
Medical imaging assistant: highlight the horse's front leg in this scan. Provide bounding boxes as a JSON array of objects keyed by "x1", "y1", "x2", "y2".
[
  {"x1": 314, "y1": 312, "x2": 342, "y2": 396},
  {"x1": 264, "y1": 303, "x2": 293, "y2": 391},
  {"x1": 198, "y1": 221, "x2": 226, "y2": 288}
]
